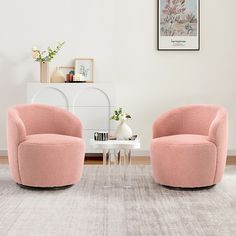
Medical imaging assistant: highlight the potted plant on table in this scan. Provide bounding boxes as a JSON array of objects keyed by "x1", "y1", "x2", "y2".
[
  {"x1": 111, "y1": 108, "x2": 132, "y2": 140},
  {"x1": 32, "y1": 41, "x2": 65, "y2": 83}
]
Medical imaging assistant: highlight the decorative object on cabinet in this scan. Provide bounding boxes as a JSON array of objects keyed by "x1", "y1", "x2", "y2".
[
  {"x1": 27, "y1": 83, "x2": 115, "y2": 153},
  {"x1": 55, "y1": 66, "x2": 75, "y2": 83},
  {"x1": 32, "y1": 42, "x2": 65, "y2": 83},
  {"x1": 74, "y1": 58, "x2": 94, "y2": 83},
  {"x1": 66, "y1": 73, "x2": 74, "y2": 82},
  {"x1": 40, "y1": 62, "x2": 50, "y2": 83},
  {"x1": 111, "y1": 108, "x2": 132, "y2": 140},
  {"x1": 51, "y1": 67, "x2": 65, "y2": 83},
  {"x1": 157, "y1": 0, "x2": 200, "y2": 51}
]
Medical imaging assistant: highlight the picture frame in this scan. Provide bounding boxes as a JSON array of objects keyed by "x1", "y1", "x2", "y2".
[
  {"x1": 74, "y1": 58, "x2": 94, "y2": 82},
  {"x1": 58, "y1": 66, "x2": 75, "y2": 83},
  {"x1": 157, "y1": 0, "x2": 200, "y2": 51},
  {"x1": 58, "y1": 66, "x2": 75, "y2": 76}
]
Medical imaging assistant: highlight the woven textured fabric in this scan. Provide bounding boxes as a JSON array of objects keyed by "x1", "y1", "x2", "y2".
[
  {"x1": 0, "y1": 165, "x2": 236, "y2": 236},
  {"x1": 7, "y1": 104, "x2": 85, "y2": 187},
  {"x1": 151, "y1": 104, "x2": 228, "y2": 187}
]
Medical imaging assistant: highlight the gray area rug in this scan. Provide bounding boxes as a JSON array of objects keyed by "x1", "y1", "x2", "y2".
[{"x1": 0, "y1": 165, "x2": 236, "y2": 236}]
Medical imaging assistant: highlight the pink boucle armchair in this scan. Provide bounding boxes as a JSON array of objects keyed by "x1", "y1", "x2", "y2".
[
  {"x1": 7, "y1": 104, "x2": 85, "y2": 188},
  {"x1": 150, "y1": 104, "x2": 228, "y2": 188}
]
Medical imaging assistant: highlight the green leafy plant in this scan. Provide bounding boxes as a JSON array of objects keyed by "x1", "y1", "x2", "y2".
[
  {"x1": 32, "y1": 41, "x2": 65, "y2": 63},
  {"x1": 79, "y1": 65, "x2": 89, "y2": 77},
  {"x1": 111, "y1": 107, "x2": 131, "y2": 122}
]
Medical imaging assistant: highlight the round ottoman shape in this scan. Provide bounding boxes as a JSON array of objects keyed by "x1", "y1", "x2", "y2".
[
  {"x1": 18, "y1": 134, "x2": 85, "y2": 187},
  {"x1": 150, "y1": 135, "x2": 217, "y2": 188}
]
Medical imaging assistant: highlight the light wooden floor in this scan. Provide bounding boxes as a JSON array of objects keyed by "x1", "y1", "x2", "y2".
[
  {"x1": 0, "y1": 156, "x2": 150, "y2": 165},
  {"x1": 0, "y1": 156, "x2": 236, "y2": 165}
]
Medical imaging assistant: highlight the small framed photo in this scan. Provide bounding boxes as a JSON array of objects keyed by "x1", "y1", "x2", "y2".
[
  {"x1": 158, "y1": 0, "x2": 200, "y2": 51},
  {"x1": 74, "y1": 58, "x2": 94, "y2": 82},
  {"x1": 58, "y1": 66, "x2": 75, "y2": 83},
  {"x1": 58, "y1": 66, "x2": 75, "y2": 76}
]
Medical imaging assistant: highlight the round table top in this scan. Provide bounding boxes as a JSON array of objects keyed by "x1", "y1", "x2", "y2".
[{"x1": 90, "y1": 139, "x2": 140, "y2": 150}]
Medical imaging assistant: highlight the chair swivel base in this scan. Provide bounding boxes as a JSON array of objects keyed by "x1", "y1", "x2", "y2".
[
  {"x1": 162, "y1": 184, "x2": 216, "y2": 191},
  {"x1": 17, "y1": 183, "x2": 73, "y2": 191}
]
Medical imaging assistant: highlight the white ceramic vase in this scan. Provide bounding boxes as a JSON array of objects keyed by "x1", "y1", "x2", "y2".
[{"x1": 115, "y1": 121, "x2": 132, "y2": 140}]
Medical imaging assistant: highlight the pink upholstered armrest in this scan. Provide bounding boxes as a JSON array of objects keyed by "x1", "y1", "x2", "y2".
[
  {"x1": 208, "y1": 108, "x2": 228, "y2": 183},
  {"x1": 153, "y1": 109, "x2": 182, "y2": 139},
  {"x1": 7, "y1": 109, "x2": 27, "y2": 183},
  {"x1": 7, "y1": 109, "x2": 26, "y2": 144},
  {"x1": 208, "y1": 109, "x2": 228, "y2": 145}
]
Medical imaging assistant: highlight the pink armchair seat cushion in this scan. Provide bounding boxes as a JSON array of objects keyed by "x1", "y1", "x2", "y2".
[
  {"x1": 18, "y1": 134, "x2": 84, "y2": 187},
  {"x1": 7, "y1": 104, "x2": 85, "y2": 188},
  {"x1": 150, "y1": 104, "x2": 228, "y2": 188},
  {"x1": 152, "y1": 134, "x2": 211, "y2": 145},
  {"x1": 151, "y1": 134, "x2": 216, "y2": 187}
]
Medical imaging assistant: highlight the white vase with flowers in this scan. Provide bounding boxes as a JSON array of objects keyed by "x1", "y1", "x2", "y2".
[{"x1": 111, "y1": 108, "x2": 132, "y2": 140}]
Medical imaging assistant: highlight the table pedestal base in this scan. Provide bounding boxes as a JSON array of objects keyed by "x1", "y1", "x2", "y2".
[{"x1": 103, "y1": 149, "x2": 132, "y2": 188}]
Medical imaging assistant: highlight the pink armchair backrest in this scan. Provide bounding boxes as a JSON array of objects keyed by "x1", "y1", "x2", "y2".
[
  {"x1": 7, "y1": 104, "x2": 83, "y2": 183},
  {"x1": 153, "y1": 104, "x2": 228, "y2": 183},
  {"x1": 153, "y1": 105, "x2": 227, "y2": 138},
  {"x1": 9, "y1": 104, "x2": 83, "y2": 137}
]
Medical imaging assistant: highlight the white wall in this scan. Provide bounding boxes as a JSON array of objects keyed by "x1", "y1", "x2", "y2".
[{"x1": 0, "y1": 0, "x2": 236, "y2": 154}]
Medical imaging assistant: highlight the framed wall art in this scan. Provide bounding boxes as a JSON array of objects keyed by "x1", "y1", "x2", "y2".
[
  {"x1": 158, "y1": 0, "x2": 200, "y2": 51},
  {"x1": 74, "y1": 58, "x2": 94, "y2": 82}
]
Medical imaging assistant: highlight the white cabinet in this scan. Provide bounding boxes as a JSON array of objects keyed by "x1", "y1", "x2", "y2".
[{"x1": 27, "y1": 83, "x2": 116, "y2": 153}]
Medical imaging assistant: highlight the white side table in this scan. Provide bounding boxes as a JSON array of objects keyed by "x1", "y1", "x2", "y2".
[{"x1": 90, "y1": 139, "x2": 140, "y2": 188}]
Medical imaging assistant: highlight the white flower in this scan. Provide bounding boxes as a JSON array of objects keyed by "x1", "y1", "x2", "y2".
[
  {"x1": 120, "y1": 114, "x2": 127, "y2": 121},
  {"x1": 32, "y1": 50, "x2": 40, "y2": 60},
  {"x1": 32, "y1": 47, "x2": 38, "y2": 51}
]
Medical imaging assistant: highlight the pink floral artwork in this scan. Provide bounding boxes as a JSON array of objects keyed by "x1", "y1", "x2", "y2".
[{"x1": 160, "y1": 0, "x2": 198, "y2": 37}]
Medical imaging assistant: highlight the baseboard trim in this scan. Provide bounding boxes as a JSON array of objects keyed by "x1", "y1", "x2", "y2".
[
  {"x1": 1, "y1": 149, "x2": 236, "y2": 157},
  {"x1": 124, "y1": 149, "x2": 236, "y2": 157},
  {"x1": 0, "y1": 150, "x2": 7, "y2": 156},
  {"x1": 0, "y1": 150, "x2": 149, "y2": 157},
  {"x1": 227, "y1": 150, "x2": 236, "y2": 156}
]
